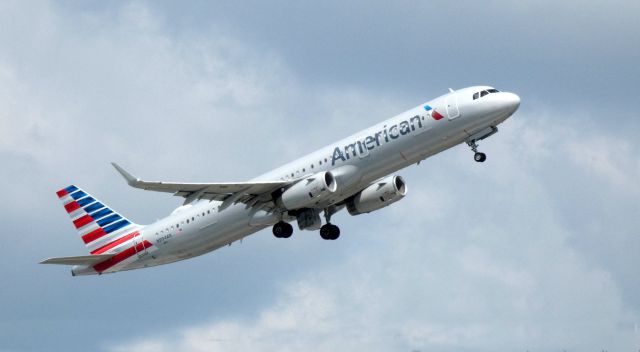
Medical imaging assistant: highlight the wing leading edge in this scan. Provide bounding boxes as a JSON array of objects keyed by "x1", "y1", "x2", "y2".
[{"x1": 111, "y1": 163, "x2": 290, "y2": 206}]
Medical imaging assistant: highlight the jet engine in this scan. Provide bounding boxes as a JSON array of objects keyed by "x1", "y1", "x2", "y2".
[
  {"x1": 346, "y1": 175, "x2": 407, "y2": 215},
  {"x1": 277, "y1": 171, "x2": 337, "y2": 210}
]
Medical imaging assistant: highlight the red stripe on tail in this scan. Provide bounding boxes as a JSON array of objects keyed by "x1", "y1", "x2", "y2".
[
  {"x1": 82, "y1": 227, "x2": 107, "y2": 244},
  {"x1": 91, "y1": 231, "x2": 139, "y2": 255},
  {"x1": 64, "y1": 201, "x2": 81, "y2": 213},
  {"x1": 56, "y1": 189, "x2": 68, "y2": 198},
  {"x1": 73, "y1": 215, "x2": 93, "y2": 229},
  {"x1": 93, "y1": 240, "x2": 152, "y2": 273}
]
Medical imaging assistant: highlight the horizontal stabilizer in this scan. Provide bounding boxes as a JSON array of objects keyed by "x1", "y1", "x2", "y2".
[{"x1": 40, "y1": 254, "x2": 115, "y2": 266}]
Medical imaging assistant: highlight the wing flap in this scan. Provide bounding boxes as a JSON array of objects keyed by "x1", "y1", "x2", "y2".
[{"x1": 40, "y1": 254, "x2": 115, "y2": 266}]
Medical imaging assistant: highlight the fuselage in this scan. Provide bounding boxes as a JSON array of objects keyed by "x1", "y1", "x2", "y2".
[{"x1": 72, "y1": 86, "x2": 520, "y2": 275}]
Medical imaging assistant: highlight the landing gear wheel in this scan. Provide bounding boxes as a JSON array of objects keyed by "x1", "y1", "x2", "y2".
[
  {"x1": 320, "y1": 224, "x2": 340, "y2": 240},
  {"x1": 329, "y1": 224, "x2": 340, "y2": 240},
  {"x1": 273, "y1": 222, "x2": 293, "y2": 238},
  {"x1": 474, "y1": 152, "x2": 487, "y2": 162}
]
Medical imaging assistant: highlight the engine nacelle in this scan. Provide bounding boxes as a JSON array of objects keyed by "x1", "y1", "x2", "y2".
[
  {"x1": 346, "y1": 175, "x2": 407, "y2": 215},
  {"x1": 277, "y1": 171, "x2": 337, "y2": 210}
]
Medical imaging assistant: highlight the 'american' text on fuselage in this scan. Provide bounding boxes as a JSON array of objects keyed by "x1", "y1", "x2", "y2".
[{"x1": 332, "y1": 115, "x2": 424, "y2": 165}]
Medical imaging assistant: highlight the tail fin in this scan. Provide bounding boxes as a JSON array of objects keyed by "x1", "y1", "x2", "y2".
[{"x1": 56, "y1": 185, "x2": 143, "y2": 254}]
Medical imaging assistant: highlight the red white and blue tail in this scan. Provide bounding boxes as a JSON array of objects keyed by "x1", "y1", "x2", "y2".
[{"x1": 56, "y1": 185, "x2": 144, "y2": 254}]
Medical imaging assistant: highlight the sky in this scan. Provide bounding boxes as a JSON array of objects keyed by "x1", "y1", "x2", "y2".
[{"x1": 1, "y1": 0, "x2": 639, "y2": 351}]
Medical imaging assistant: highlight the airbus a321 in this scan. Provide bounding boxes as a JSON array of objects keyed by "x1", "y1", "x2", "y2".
[{"x1": 41, "y1": 86, "x2": 520, "y2": 275}]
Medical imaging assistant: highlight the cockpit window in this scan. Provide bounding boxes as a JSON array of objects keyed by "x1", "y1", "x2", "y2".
[{"x1": 473, "y1": 88, "x2": 500, "y2": 100}]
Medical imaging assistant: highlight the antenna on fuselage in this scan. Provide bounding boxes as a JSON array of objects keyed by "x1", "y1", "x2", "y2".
[{"x1": 448, "y1": 88, "x2": 455, "y2": 93}]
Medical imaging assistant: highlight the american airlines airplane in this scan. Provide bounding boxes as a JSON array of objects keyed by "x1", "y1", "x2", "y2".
[{"x1": 41, "y1": 86, "x2": 520, "y2": 276}]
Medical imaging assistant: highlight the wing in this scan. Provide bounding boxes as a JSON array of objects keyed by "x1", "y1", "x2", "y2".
[
  {"x1": 40, "y1": 254, "x2": 115, "y2": 266},
  {"x1": 111, "y1": 163, "x2": 291, "y2": 208}
]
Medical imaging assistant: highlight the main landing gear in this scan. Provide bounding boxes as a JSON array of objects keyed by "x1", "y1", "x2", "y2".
[
  {"x1": 272, "y1": 221, "x2": 293, "y2": 238},
  {"x1": 320, "y1": 208, "x2": 340, "y2": 240},
  {"x1": 320, "y1": 224, "x2": 340, "y2": 240},
  {"x1": 467, "y1": 139, "x2": 486, "y2": 163},
  {"x1": 272, "y1": 208, "x2": 342, "y2": 240}
]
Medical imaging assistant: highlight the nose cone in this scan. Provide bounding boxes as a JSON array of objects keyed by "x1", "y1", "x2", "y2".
[{"x1": 502, "y1": 92, "x2": 520, "y2": 114}]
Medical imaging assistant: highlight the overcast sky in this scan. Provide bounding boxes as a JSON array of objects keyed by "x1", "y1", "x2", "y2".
[{"x1": 1, "y1": 1, "x2": 639, "y2": 351}]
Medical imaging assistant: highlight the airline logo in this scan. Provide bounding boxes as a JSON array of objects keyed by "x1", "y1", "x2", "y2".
[
  {"x1": 57, "y1": 185, "x2": 133, "y2": 245},
  {"x1": 424, "y1": 105, "x2": 444, "y2": 120},
  {"x1": 331, "y1": 114, "x2": 426, "y2": 166},
  {"x1": 56, "y1": 185, "x2": 152, "y2": 273}
]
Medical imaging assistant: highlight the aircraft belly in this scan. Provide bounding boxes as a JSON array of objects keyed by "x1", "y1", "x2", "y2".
[{"x1": 163, "y1": 204, "x2": 262, "y2": 261}]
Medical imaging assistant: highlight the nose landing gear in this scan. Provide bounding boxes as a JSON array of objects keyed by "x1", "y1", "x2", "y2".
[
  {"x1": 474, "y1": 151, "x2": 487, "y2": 162},
  {"x1": 465, "y1": 126, "x2": 498, "y2": 163},
  {"x1": 467, "y1": 139, "x2": 486, "y2": 163}
]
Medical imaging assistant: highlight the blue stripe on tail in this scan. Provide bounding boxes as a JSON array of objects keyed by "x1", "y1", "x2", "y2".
[
  {"x1": 84, "y1": 202, "x2": 104, "y2": 213},
  {"x1": 89, "y1": 208, "x2": 113, "y2": 221},
  {"x1": 70, "y1": 191, "x2": 87, "y2": 200},
  {"x1": 76, "y1": 196, "x2": 95, "y2": 207},
  {"x1": 104, "y1": 220, "x2": 130, "y2": 234},
  {"x1": 97, "y1": 214, "x2": 122, "y2": 227}
]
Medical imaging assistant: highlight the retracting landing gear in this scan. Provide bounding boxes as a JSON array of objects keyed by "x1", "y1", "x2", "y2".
[
  {"x1": 467, "y1": 139, "x2": 486, "y2": 163},
  {"x1": 272, "y1": 221, "x2": 293, "y2": 238},
  {"x1": 320, "y1": 208, "x2": 340, "y2": 240},
  {"x1": 466, "y1": 126, "x2": 498, "y2": 163}
]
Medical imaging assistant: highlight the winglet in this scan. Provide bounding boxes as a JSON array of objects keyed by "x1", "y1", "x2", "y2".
[{"x1": 111, "y1": 162, "x2": 139, "y2": 186}]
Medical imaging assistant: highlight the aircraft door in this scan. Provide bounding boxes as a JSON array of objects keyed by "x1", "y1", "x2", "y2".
[
  {"x1": 445, "y1": 95, "x2": 460, "y2": 120},
  {"x1": 133, "y1": 234, "x2": 148, "y2": 258}
]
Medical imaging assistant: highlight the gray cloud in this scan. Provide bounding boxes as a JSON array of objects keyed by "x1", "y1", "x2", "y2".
[
  {"x1": 107, "y1": 115, "x2": 640, "y2": 351},
  {"x1": 0, "y1": 1, "x2": 638, "y2": 351}
]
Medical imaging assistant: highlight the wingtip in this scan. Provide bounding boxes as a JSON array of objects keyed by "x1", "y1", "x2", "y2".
[{"x1": 111, "y1": 162, "x2": 138, "y2": 185}]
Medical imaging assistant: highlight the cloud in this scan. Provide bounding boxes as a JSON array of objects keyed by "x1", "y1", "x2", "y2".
[
  {"x1": 566, "y1": 136, "x2": 640, "y2": 196},
  {"x1": 1, "y1": 2, "x2": 639, "y2": 352},
  {"x1": 107, "y1": 115, "x2": 640, "y2": 352}
]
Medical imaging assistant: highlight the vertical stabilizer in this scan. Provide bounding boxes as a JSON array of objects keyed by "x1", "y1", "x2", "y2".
[{"x1": 55, "y1": 185, "x2": 144, "y2": 254}]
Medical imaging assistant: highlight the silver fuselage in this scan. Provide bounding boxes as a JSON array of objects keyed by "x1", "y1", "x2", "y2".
[{"x1": 72, "y1": 86, "x2": 520, "y2": 275}]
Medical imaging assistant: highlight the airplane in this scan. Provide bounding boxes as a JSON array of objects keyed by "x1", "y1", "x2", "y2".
[{"x1": 40, "y1": 86, "x2": 520, "y2": 276}]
